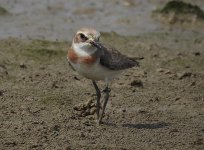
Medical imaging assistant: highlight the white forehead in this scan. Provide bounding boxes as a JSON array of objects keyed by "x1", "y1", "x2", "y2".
[{"x1": 77, "y1": 28, "x2": 101, "y2": 38}]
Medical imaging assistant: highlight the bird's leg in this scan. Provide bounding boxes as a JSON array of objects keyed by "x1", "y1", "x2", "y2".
[
  {"x1": 98, "y1": 84, "x2": 111, "y2": 124},
  {"x1": 92, "y1": 81, "x2": 101, "y2": 120}
]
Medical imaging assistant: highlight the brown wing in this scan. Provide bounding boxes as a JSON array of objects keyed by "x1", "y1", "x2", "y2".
[{"x1": 99, "y1": 44, "x2": 139, "y2": 70}]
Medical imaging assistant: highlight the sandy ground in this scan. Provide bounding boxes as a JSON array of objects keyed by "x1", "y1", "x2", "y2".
[
  {"x1": 1, "y1": 32, "x2": 204, "y2": 149},
  {"x1": 0, "y1": 0, "x2": 204, "y2": 150}
]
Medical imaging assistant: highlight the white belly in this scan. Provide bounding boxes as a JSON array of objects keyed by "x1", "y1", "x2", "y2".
[{"x1": 70, "y1": 61, "x2": 121, "y2": 82}]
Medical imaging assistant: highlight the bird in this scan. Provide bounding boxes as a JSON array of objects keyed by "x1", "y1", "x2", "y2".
[{"x1": 67, "y1": 28, "x2": 139, "y2": 124}]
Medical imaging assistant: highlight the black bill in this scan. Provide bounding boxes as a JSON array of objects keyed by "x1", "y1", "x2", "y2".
[{"x1": 89, "y1": 41, "x2": 103, "y2": 49}]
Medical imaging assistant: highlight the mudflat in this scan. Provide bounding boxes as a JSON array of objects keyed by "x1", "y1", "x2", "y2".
[{"x1": 0, "y1": 0, "x2": 204, "y2": 149}]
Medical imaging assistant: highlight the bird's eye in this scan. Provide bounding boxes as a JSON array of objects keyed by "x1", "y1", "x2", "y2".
[{"x1": 79, "y1": 33, "x2": 88, "y2": 41}]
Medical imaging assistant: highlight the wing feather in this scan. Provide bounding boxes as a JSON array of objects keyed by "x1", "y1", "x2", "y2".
[{"x1": 99, "y1": 44, "x2": 139, "y2": 70}]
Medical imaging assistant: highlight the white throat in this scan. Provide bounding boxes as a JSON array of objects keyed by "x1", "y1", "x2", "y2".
[{"x1": 73, "y1": 42, "x2": 97, "y2": 56}]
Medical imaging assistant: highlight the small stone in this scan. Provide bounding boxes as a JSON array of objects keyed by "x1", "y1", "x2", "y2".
[
  {"x1": 118, "y1": 82, "x2": 124, "y2": 85},
  {"x1": 164, "y1": 70, "x2": 171, "y2": 74},
  {"x1": 39, "y1": 66, "x2": 45, "y2": 70},
  {"x1": 73, "y1": 106, "x2": 78, "y2": 111},
  {"x1": 74, "y1": 76, "x2": 80, "y2": 80},
  {"x1": 177, "y1": 72, "x2": 192, "y2": 79},
  {"x1": 177, "y1": 52, "x2": 183, "y2": 56},
  {"x1": 84, "y1": 108, "x2": 91, "y2": 115},
  {"x1": 189, "y1": 81, "x2": 196, "y2": 87},
  {"x1": 0, "y1": 65, "x2": 8, "y2": 76},
  {"x1": 170, "y1": 128, "x2": 179, "y2": 133},
  {"x1": 192, "y1": 138, "x2": 203, "y2": 145},
  {"x1": 65, "y1": 146, "x2": 72, "y2": 150},
  {"x1": 70, "y1": 115, "x2": 77, "y2": 120},
  {"x1": 122, "y1": 109, "x2": 126, "y2": 112},
  {"x1": 168, "y1": 74, "x2": 177, "y2": 79},
  {"x1": 193, "y1": 52, "x2": 200, "y2": 56},
  {"x1": 157, "y1": 68, "x2": 171, "y2": 74},
  {"x1": 87, "y1": 115, "x2": 95, "y2": 120},
  {"x1": 154, "y1": 97, "x2": 159, "y2": 101},
  {"x1": 194, "y1": 39, "x2": 202, "y2": 44},
  {"x1": 0, "y1": 90, "x2": 3, "y2": 96},
  {"x1": 90, "y1": 102, "x2": 96, "y2": 107},
  {"x1": 130, "y1": 80, "x2": 143, "y2": 87},
  {"x1": 138, "y1": 109, "x2": 147, "y2": 114},
  {"x1": 52, "y1": 81, "x2": 59, "y2": 88},
  {"x1": 73, "y1": 104, "x2": 83, "y2": 111},
  {"x1": 74, "y1": 8, "x2": 96, "y2": 15},
  {"x1": 153, "y1": 53, "x2": 159, "y2": 57},
  {"x1": 35, "y1": 74, "x2": 40, "y2": 77},
  {"x1": 85, "y1": 98, "x2": 94, "y2": 108},
  {"x1": 123, "y1": 0, "x2": 135, "y2": 7},
  {"x1": 10, "y1": 110, "x2": 15, "y2": 114},
  {"x1": 156, "y1": 68, "x2": 164, "y2": 73},
  {"x1": 20, "y1": 63, "x2": 26, "y2": 68},
  {"x1": 134, "y1": 70, "x2": 147, "y2": 77},
  {"x1": 5, "y1": 141, "x2": 17, "y2": 146},
  {"x1": 90, "y1": 107, "x2": 96, "y2": 115},
  {"x1": 52, "y1": 125, "x2": 60, "y2": 132},
  {"x1": 82, "y1": 120, "x2": 92, "y2": 126}
]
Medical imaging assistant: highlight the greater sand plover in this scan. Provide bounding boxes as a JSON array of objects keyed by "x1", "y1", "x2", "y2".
[{"x1": 67, "y1": 28, "x2": 139, "y2": 124}]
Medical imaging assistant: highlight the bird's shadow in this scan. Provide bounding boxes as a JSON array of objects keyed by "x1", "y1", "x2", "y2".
[{"x1": 103, "y1": 121, "x2": 169, "y2": 129}]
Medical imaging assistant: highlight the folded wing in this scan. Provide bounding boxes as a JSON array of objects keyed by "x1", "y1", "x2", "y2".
[{"x1": 99, "y1": 44, "x2": 139, "y2": 70}]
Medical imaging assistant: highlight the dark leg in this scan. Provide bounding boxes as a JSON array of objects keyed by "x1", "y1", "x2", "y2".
[
  {"x1": 92, "y1": 81, "x2": 101, "y2": 120},
  {"x1": 98, "y1": 85, "x2": 111, "y2": 124}
]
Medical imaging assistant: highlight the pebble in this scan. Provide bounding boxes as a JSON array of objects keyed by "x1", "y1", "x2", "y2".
[
  {"x1": 130, "y1": 80, "x2": 143, "y2": 87},
  {"x1": 193, "y1": 52, "x2": 200, "y2": 56},
  {"x1": 123, "y1": 0, "x2": 135, "y2": 7},
  {"x1": 74, "y1": 76, "x2": 80, "y2": 80},
  {"x1": 122, "y1": 109, "x2": 126, "y2": 112},
  {"x1": 138, "y1": 109, "x2": 147, "y2": 114},
  {"x1": 157, "y1": 68, "x2": 171, "y2": 74},
  {"x1": 177, "y1": 72, "x2": 192, "y2": 79},
  {"x1": 90, "y1": 107, "x2": 96, "y2": 115},
  {"x1": 174, "y1": 97, "x2": 180, "y2": 101},
  {"x1": 134, "y1": 70, "x2": 147, "y2": 77},
  {"x1": 0, "y1": 65, "x2": 8, "y2": 76},
  {"x1": 73, "y1": 98, "x2": 96, "y2": 117},
  {"x1": 192, "y1": 138, "x2": 203, "y2": 145},
  {"x1": 52, "y1": 81, "x2": 59, "y2": 88},
  {"x1": 176, "y1": 52, "x2": 184, "y2": 56},
  {"x1": 169, "y1": 128, "x2": 179, "y2": 133},
  {"x1": 84, "y1": 98, "x2": 94, "y2": 107},
  {"x1": 156, "y1": 68, "x2": 164, "y2": 72},
  {"x1": 0, "y1": 90, "x2": 3, "y2": 96},
  {"x1": 80, "y1": 132, "x2": 85, "y2": 138},
  {"x1": 39, "y1": 66, "x2": 45, "y2": 70},
  {"x1": 52, "y1": 125, "x2": 60, "y2": 132},
  {"x1": 73, "y1": 104, "x2": 84, "y2": 111},
  {"x1": 188, "y1": 81, "x2": 196, "y2": 87},
  {"x1": 164, "y1": 70, "x2": 171, "y2": 74},
  {"x1": 20, "y1": 63, "x2": 27, "y2": 68}
]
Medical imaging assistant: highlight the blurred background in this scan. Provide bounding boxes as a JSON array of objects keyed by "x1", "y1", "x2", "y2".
[{"x1": 0, "y1": 0, "x2": 203, "y2": 41}]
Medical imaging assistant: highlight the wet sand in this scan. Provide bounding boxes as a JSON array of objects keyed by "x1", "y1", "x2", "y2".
[{"x1": 0, "y1": 0, "x2": 204, "y2": 149}]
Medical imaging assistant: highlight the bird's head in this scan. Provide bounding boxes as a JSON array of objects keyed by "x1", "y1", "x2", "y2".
[{"x1": 72, "y1": 28, "x2": 102, "y2": 51}]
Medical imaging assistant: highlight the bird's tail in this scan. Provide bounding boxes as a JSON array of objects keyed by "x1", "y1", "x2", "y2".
[{"x1": 129, "y1": 56, "x2": 144, "y2": 67}]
